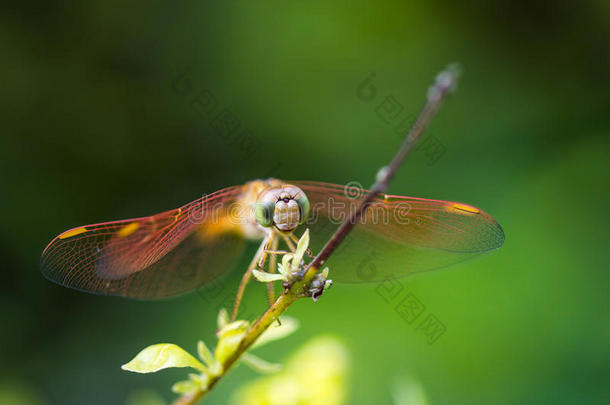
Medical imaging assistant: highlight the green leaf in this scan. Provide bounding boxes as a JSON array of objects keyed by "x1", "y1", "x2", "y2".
[
  {"x1": 215, "y1": 321, "x2": 250, "y2": 364},
  {"x1": 217, "y1": 308, "x2": 229, "y2": 330},
  {"x1": 197, "y1": 340, "x2": 215, "y2": 367},
  {"x1": 208, "y1": 360, "x2": 223, "y2": 377},
  {"x1": 252, "y1": 269, "x2": 285, "y2": 283},
  {"x1": 241, "y1": 353, "x2": 282, "y2": 374},
  {"x1": 217, "y1": 320, "x2": 250, "y2": 338},
  {"x1": 190, "y1": 372, "x2": 208, "y2": 384},
  {"x1": 171, "y1": 379, "x2": 200, "y2": 395},
  {"x1": 252, "y1": 316, "x2": 299, "y2": 349},
  {"x1": 197, "y1": 340, "x2": 222, "y2": 376},
  {"x1": 172, "y1": 373, "x2": 209, "y2": 395},
  {"x1": 121, "y1": 344, "x2": 207, "y2": 374},
  {"x1": 278, "y1": 254, "x2": 293, "y2": 277},
  {"x1": 292, "y1": 229, "x2": 310, "y2": 269}
]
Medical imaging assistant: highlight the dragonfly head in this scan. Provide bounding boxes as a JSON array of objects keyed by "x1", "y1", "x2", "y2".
[{"x1": 254, "y1": 185, "x2": 310, "y2": 232}]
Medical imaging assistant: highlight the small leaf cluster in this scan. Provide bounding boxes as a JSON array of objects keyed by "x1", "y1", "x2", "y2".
[
  {"x1": 253, "y1": 229, "x2": 332, "y2": 301},
  {"x1": 122, "y1": 309, "x2": 299, "y2": 401}
]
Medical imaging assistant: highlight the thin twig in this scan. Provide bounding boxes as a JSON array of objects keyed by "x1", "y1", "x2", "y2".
[
  {"x1": 172, "y1": 63, "x2": 461, "y2": 405},
  {"x1": 309, "y1": 64, "x2": 461, "y2": 270},
  {"x1": 266, "y1": 237, "x2": 279, "y2": 305}
]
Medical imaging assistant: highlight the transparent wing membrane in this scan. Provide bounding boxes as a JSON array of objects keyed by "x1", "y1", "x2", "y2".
[
  {"x1": 293, "y1": 181, "x2": 504, "y2": 283},
  {"x1": 41, "y1": 186, "x2": 246, "y2": 298}
]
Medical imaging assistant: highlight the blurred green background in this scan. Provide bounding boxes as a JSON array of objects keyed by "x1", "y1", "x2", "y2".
[{"x1": 1, "y1": 1, "x2": 609, "y2": 404}]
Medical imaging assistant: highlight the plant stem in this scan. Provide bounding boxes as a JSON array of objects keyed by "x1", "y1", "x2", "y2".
[
  {"x1": 172, "y1": 63, "x2": 460, "y2": 405},
  {"x1": 173, "y1": 293, "x2": 298, "y2": 405}
]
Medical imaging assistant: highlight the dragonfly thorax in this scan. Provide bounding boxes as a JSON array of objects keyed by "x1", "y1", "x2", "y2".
[{"x1": 254, "y1": 185, "x2": 310, "y2": 232}]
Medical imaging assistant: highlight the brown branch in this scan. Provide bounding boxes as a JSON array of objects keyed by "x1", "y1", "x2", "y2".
[{"x1": 309, "y1": 63, "x2": 461, "y2": 269}]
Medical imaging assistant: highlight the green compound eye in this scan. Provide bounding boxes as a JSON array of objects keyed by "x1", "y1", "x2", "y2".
[
  {"x1": 296, "y1": 194, "x2": 310, "y2": 224},
  {"x1": 254, "y1": 201, "x2": 275, "y2": 227}
]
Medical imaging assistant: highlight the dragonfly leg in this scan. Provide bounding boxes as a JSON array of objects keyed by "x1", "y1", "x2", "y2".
[
  {"x1": 263, "y1": 249, "x2": 291, "y2": 255},
  {"x1": 280, "y1": 232, "x2": 296, "y2": 252},
  {"x1": 231, "y1": 232, "x2": 271, "y2": 321},
  {"x1": 265, "y1": 237, "x2": 279, "y2": 306}
]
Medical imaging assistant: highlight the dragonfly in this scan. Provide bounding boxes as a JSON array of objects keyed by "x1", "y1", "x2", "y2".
[{"x1": 41, "y1": 178, "x2": 504, "y2": 304}]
